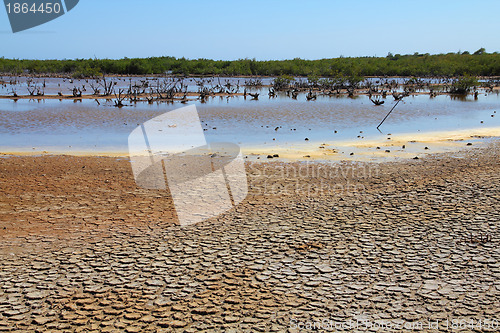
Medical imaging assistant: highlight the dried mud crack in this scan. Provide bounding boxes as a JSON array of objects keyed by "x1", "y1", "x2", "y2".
[{"x1": 0, "y1": 145, "x2": 499, "y2": 331}]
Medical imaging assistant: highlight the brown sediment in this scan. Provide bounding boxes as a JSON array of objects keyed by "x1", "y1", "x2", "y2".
[
  {"x1": 0, "y1": 142, "x2": 499, "y2": 330},
  {"x1": 0, "y1": 155, "x2": 176, "y2": 241}
]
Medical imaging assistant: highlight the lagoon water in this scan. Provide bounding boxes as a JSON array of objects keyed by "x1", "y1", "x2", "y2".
[{"x1": 0, "y1": 88, "x2": 499, "y2": 160}]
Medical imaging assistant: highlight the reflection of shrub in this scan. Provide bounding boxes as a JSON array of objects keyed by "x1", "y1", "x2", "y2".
[{"x1": 449, "y1": 75, "x2": 478, "y2": 94}]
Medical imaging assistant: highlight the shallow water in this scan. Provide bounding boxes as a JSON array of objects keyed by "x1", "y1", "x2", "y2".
[{"x1": 0, "y1": 89, "x2": 499, "y2": 159}]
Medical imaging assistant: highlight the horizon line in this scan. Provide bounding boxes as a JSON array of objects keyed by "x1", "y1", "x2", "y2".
[{"x1": 2, "y1": 49, "x2": 499, "y2": 62}]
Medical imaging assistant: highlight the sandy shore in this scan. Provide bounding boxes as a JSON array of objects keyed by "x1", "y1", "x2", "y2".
[
  {"x1": 0, "y1": 144, "x2": 499, "y2": 331},
  {"x1": 2, "y1": 126, "x2": 498, "y2": 163},
  {"x1": 242, "y1": 127, "x2": 500, "y2": 162}
]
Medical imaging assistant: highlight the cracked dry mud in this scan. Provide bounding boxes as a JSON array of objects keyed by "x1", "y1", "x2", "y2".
[{"x1": 0, "y1": 145, "x2": 499, "y2": 332}]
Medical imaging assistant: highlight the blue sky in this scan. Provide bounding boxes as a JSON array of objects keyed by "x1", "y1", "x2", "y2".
[{"x1": 1, "y1": 0, "x2": 499, "y2": 60}]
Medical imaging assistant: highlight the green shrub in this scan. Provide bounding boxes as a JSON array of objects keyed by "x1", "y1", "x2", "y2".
[
  {"x1": 272, "y1": 75, "x2": 295, "y2": 90},
  {"x1": 1, "y1": 52, "x2": 500, "y2": 77},
  {"x1": 449, "y1": 75, "x2": 478, "y2": 94}
]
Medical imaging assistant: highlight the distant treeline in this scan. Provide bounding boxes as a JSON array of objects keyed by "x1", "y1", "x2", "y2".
[{"x1": 1, "y1": 49, "x2": 499, "y2": 77}]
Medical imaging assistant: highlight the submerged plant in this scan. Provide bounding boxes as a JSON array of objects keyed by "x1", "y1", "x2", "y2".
[
  {"x1": 272, "y1": 75, "x2": 294, "y2": 91},
  {"x1": 449, "y1": 75, "x2": 478, "y2": 94}
]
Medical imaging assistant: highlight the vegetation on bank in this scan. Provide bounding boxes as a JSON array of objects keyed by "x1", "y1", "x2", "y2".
[{"x1": 1, "y1": 49, "x2": 499, "y2": 78}]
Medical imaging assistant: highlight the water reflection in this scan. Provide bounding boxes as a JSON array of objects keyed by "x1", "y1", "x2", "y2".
[{"x1": 0, "y1": 90, "x2": 499, "y2": 155}]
